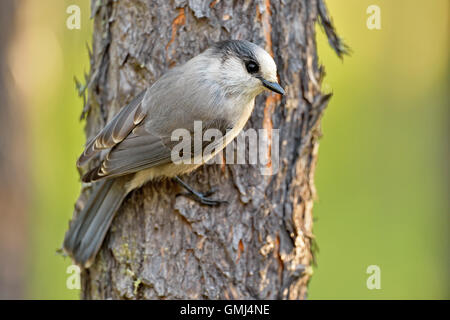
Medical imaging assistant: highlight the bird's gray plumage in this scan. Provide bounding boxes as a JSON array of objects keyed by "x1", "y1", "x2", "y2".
[
  {"x1": 63, "y1": 40, "x2": 284, "y2": 268},
  {"x1": 212, "y1": 40, "x2": 259, "y2": 62},
  {"x1": 64, "y1": 177, "x2": 129, "y2": 267}
]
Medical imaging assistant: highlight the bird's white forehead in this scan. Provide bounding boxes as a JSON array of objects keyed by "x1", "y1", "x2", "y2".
[
  {"x1": 254, "y1": 47, "x2": 278, "y2": 82},
  {"x1": 203, "y1": 41, "x2": 279, "y2": 83}
]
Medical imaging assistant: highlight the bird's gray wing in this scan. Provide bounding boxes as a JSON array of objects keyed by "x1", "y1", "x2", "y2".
[
  {"x1": 81, "y1": 118, "x2": 231, "y2": 182},
  {"x1": 81, "y1": 125, "x2": 173, "y2": 182},
  {"x1": 77, "y1": 90, "x2": 147, "y2": 167}
]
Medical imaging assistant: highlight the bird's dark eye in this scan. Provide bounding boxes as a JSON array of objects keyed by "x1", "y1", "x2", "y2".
[{"x1": 245, "y1": 61, "x2": 259, "y2": 74}]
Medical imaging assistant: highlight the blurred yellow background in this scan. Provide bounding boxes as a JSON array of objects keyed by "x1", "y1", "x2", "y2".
[{"x1": 4, "y1": 0, "x2": 448, "y2": 299}]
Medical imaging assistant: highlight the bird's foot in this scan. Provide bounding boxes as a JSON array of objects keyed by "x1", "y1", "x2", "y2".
[
  {"x1": 175, "y1": 177, "x2": 228, "y2": 206},
  {"x1": 182, "y1": 188, "x2": 228, "y2": 206}
]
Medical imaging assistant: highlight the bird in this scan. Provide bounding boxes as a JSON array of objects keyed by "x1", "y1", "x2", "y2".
[{"x1": 63, "y1": 40, "x2": 285, "y2": 268}]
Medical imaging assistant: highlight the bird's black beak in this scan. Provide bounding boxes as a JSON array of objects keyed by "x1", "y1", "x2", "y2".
[{"x1": 261, "y1": 79, "x2": 285, "y2": 95}]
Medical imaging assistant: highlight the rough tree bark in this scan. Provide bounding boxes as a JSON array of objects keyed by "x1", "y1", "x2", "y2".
[{"x1": 77, "y1": 0, "x2": 345, "y2": 299}]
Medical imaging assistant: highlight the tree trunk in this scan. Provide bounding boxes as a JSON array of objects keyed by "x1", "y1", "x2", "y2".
[{"x1": 79, "y1": 0, "x2": 344, "y2": 300}]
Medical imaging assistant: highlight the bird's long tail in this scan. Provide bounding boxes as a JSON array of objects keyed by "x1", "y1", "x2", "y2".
[{"x1": 63, "y1": 177, "x2": 128, "y2": 268}]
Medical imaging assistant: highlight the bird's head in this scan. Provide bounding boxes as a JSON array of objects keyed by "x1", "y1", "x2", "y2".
[{"x1": 206, "y1": 40, "x2": 285, "y2": 98}]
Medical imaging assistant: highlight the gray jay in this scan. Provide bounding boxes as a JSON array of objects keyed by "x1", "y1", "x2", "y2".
[{"x1": 63, "y1": 40, "x2": 285, "y2": 268}]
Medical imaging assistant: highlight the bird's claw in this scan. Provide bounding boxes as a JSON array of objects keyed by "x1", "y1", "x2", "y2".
[
  {"x1": 177, "y1": 188, "x2": 228, "y2": 206},
  {"x1": 201, "y1": 187, "x2": 219, "y2": 198},
  {"x1": 174, "y1": 176, "x2": 228, "y2": 206},
  {"x1": 196, "y1": 195, "x2": 228, "y2": 206}
]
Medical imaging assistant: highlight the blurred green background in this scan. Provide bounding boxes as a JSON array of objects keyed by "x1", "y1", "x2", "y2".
[{"x1": 5, "y1": 0, "x2": 448, "y2": 299}]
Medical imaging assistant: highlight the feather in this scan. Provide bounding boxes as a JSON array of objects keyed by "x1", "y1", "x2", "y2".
[{"x1": 77, "y1": 90, "x2": 147, "y2": 167}]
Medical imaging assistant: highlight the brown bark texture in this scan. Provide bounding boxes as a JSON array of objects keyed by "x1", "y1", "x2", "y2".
[{"x1": 78, "y1": 0, "x2": 345, "y2": 299}]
